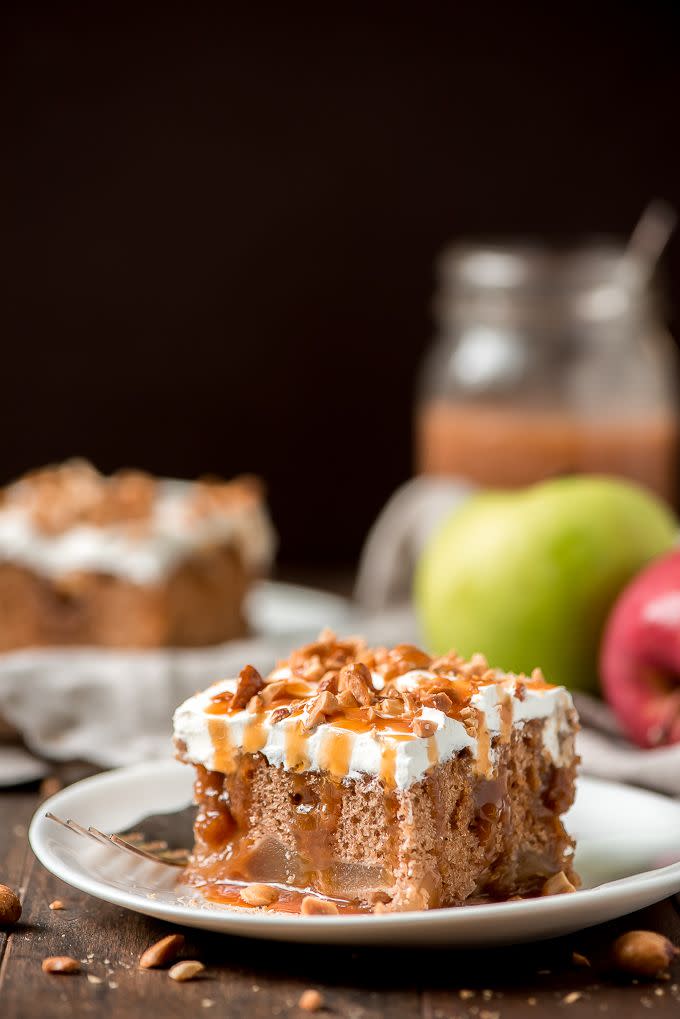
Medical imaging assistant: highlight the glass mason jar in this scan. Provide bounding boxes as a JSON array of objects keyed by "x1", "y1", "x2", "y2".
[{"x1": 415, "y1": 243, "x2": 678, "y2": 504}]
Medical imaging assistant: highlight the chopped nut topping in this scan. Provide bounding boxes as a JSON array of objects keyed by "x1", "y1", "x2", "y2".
[
  {"x1": 318, "y1": 671, "x2": 339, "y2": 693},
  {"x1": 303, "y1": 691, "x2": 340, "y2": 733},
  {"x1": 205, "y1": 633, "x2": 559, "y2": 746},
  {"x1": 375, "y1": 697, "x2": 404, "y2": 717},
  {"x1": 336, "y1": 689, "x2": 358, "y2": 710},
  {"x1": 240, "y1": 884, "x2": 279, "y2": 907},
  {"x1": 391, "y1": 644, "x2": 432, "y2": 670},
  {"x1": 7, "y1": 461, "x2": 161, "y2": 534},
  {"x1": 42, "y1": 956, "x2": 81, "y2": 975},
  {"x1": 300, "y1": 896, "x2": 339, "y2": 916},
  {"x1": 260, "y1": 681, "x2": 290, "y2": 706},
  {"x1": 412, "y1": 717, "x2": 437, "y2": 738},
  {"x1": 232, "y1": 665, "x2": 265, "y2": 711},
  {"x1": 271, "y1": 709, "x2": 293, "y2": 725},
  {"x1": 340, "y1": 663, "x2": 374, "y2": 706},
  {"x1": 247, "y1": 694, "x2": 264, "y2": 714},
  {"x1": 139, "y1": 933, "x2": 185, "y2": 969},
  {"x1": 270, "y1": 706, "x2": 292, "y2": 724},
  {"x1": 421, "y1": 692, "x2": 453, "y2": 713}
]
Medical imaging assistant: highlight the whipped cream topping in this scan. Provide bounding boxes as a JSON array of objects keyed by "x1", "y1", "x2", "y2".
[
  {"x1": 173, "y1": 667, "x2": 575, "y2": 791},
  {"x1": 0, "y1": 480, "x2": 275, "y2": 584}
]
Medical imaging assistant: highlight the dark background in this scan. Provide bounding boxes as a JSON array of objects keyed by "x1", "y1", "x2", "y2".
[{"x1": 3, "y1": 3, "x2": 680, "y2": 566}]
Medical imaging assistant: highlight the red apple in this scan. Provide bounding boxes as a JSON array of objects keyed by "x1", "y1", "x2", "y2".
[{"x1": 601, "y1": 548, "x2": 680, "y2": 748}]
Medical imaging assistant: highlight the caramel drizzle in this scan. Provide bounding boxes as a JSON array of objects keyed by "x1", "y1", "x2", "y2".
[
  {"x1": 285, "y1": 722, "x2": 310, "y2": 771},
  {"x1": 474, "y1": 709, "x2": 492, "y2": 778},
  {"x1": 499, "y1": 690, "x2": 514, "y2": 745},
  {"x1": 242, "y1": 717, "x2": 267, "y2": 754},
  {"x1": 208, "y1": 717, "x2": 237, "y2": 774},
  {"x1": 379, "y1": 740, "x2": 397, "y2": 789},
  {"x1": 317, "y1": 731, "x2": 352, "y2": 780}
]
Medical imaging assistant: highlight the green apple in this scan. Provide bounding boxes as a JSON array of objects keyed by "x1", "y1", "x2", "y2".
[{"x1": 414, "y1": 476, "x2": 677, "y2": 692}]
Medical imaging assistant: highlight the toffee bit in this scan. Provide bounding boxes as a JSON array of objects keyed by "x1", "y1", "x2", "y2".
[{"x1": 232, "y1": 665, "x2": 265, "y2": 710}]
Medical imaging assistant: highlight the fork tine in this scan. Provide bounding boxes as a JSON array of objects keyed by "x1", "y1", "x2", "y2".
[
  {"x1": 45, "y1": 811, "x2": 73, "y2": 831},
  {"x1": 90, "y1": 827, "x2": 185, "y2": 867},
  {"x1": 45, "y1": 812, "x2": 101, "y2": 846},
  {"x1": 45, "y1": 812, "x2": 183, "y2": 867},
  {"x1": 110, "y1": 833, "x2": 185, "y2": 867},
  {"x1": 68, "y1": 819, "x2": 109, "y2": 845}
]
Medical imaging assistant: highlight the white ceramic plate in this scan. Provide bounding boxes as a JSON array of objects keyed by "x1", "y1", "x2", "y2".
[
  {"x1": 245, "y1": 580, "x2": 354, "y2": 637},
  {"x1": 29, "y1": 762, "x2": 680, "y2": 947}
]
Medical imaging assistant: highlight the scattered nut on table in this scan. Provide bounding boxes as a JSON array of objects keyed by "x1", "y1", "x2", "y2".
[
  {"x1": 299, "y1": 988, "x2": 324, "y2": 1011},
  {"x1": 42, "y1": 956, "x2": 81, "y2": 975},
  {"x1": 611, "y1": 930, "x2": 679, "y2": 978},
  {"x1": 168, "y1": 960, "x2": 205, "y2": 982},
  {"x1": 0, "y1": 884, "x2": 22, "y2": 925},
  {"x1": 139, "y1": 933, "x2": 185, "y2": 969},
  {"x1": 49, "y1": 899, "x2": 65, "y2": 910}
]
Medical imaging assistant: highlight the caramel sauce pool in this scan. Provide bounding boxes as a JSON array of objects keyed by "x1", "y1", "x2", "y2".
[{"x1": 189, "y1": 876, "x2": 368, "y2": 915}]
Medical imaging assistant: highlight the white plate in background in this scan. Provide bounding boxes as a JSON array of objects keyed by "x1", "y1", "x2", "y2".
[
  {"x1": 30, "y1": 763, "x2": 680, "y2": 946},
  {"x1": 245, "y1": 580, "x2": 354, "y2": 637}
]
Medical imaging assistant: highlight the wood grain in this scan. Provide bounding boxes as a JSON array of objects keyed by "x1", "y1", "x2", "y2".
[{"x1": 1, "y1": 771, "x2": 680, "y2": 1019}]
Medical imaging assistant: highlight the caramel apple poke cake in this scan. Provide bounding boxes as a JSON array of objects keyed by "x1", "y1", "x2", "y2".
[
  {"x1": 173, "y1": 631, "x2": 579, "y2": 914},
  {"x1": 0, "y1": 460, "x2": 275, "y2": 650}
]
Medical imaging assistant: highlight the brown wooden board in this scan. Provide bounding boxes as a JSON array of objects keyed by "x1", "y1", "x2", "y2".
[{"x1": 2, "y1": 767, "x2": 680, "y2": 1019}]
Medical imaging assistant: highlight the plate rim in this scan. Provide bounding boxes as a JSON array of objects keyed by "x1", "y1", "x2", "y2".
[{"x1": 29, "y1": 762, "x2": 680, "y2": 934}]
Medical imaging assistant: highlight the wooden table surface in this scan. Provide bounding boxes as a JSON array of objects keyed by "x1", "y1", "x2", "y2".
[
  {"x1": 1, "y1": 570, "x2": 679, "y2": 1018},
  {"x1": 2, "y1": 767, "x2": 679, "y2": 1019}
]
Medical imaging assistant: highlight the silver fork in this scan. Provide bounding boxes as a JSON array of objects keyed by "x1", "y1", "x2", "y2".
[{"x1": 45, "y1": 812, "x2": 187, "y2": 867}]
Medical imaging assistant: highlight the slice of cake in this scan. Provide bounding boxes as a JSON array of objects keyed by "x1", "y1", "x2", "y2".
[
  {"x1": 0, "y1": 460, "x2": 275, "y2": 650},
  {"x1": 174, "y1": 631, "x2": 579, "y2": 914}
]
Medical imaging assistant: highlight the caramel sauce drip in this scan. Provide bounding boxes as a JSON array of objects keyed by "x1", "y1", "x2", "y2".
[
  {"x1": 317, "y1": 731, "x2": 352, "y2": 780},
  {"x1": 474, "y1": 709, "x2": 492, "y2": 778},
  {"x1": 204, "y1": 700, "x2": 231, "y2": 716},
  {"x1": 379, "y1": 740, "x2": 397, "y2": 788},
  {"x1": 242, "y1": 717, "x2": 267, "y2": 754},
  {"x1": 207, "y1": 718, "x2": 236, "y2": 774},
  {"x1": 285, "y1": 722, "x2": 310, "y2": 771},
  {"x1": 427, "y1": 736, "x2": 439, "y2": 768},
  {"x1": 499, "y1": 692, "x2": 513, "y2": 744}
]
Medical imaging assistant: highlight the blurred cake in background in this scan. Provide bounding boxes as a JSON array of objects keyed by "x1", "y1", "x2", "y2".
[{"x1": 0, "y1": 460, "x2": 275, "y2": 650}]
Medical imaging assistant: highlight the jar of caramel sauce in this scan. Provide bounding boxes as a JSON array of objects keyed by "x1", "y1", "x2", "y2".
[{"x1": 416, "y1": 244, "x2": 678, "y2": 503}]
